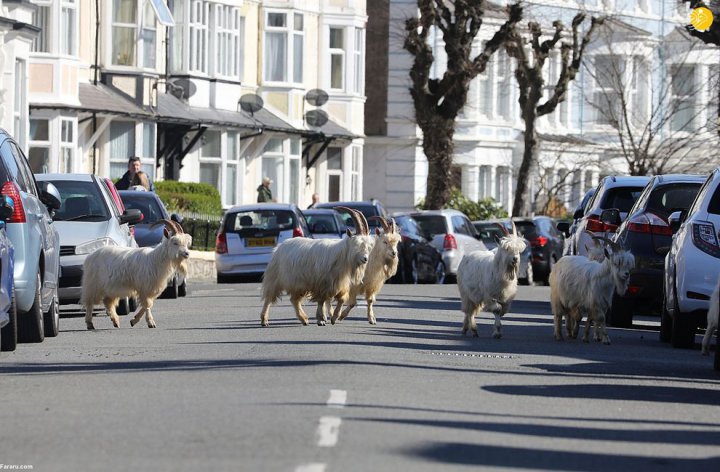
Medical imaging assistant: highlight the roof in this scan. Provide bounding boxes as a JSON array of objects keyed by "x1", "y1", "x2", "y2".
[
  {"x1": 539, "y1": 133, "x2": 597, "y2": 146},
  {"x1": 225, "y1": 203, "x2": 300, "y2": 213},
  {"x1": 304, "y1": 208, "x2": 341, "y2": 214},
  {"x1": 36, "y1": 172, "x2": 95, "y2": 182},
  {"x1": 600, "y1": 18, "x2": 652, "y2": 37}
]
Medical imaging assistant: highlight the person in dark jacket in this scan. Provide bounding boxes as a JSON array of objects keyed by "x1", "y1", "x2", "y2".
[
  {"x1": 257, "y1": 176, "x2": 273, "y2": 202},
  {"x1": 115, "y1": 156, "x2": 155, "y2": 191}
]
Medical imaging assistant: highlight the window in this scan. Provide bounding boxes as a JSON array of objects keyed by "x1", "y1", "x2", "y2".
[
  {"x1": 288, "y1": 138, "x2": 301, "y2": 205},
  {"x1": 61, "y1": 0, "x2": 77, "y2": 56},
  {"x1": 262, "y1": 139, "x2": 284, "y2": 202},
  {"x1": 31, "y1": 1, "x2": 78, "y2": 56},
  {"x1": 14, "y1": 60, "x2": 26, "y2": 149},
  {"x1": 495, "y1": 50, "x2": 512, "y2": 121},
  {"x1": 142, "y1": 122, "x2": 155, "y2": 178},
  {"x1": 112, "y1": 0, "x2": 137, "y2": 66},
  {"x1": 189, "y1": 0, "x2": 209, "y2": 73},
  {"x1": 353, "y1": 29, "x2": 364, "y2": 94},
  {"x1": 264, "y1": 11, "x2": 304, "y2": 84},
  {"x1": 326, "y1": 147, "x2": 343, "y2": 202},
  {"x1": 707, "y1": 65, "x2": 719, "y2": 132},
  {"x1": 215, "y1": 5, "x2": 242, "y2": 78},
  {"x1": 329, "y1": 27, "x2": 345, "y2": 90},
  {"x1": 141, "y1": 1, "x2": 157, "y2": 68},
  {"x1": 60, "y1": 119, "x2": 74, "y2": 173},
  {"x1": 32, "y1": 2, "x2": 51, "y2": 53},
  {"x1": 28, "y1": 119, "x2": 50, "y2": 174},
  {"x1": 109, "y1": 121, "x2": 135, "y2": 179},
  {"x1": 350, "y1": 147, "x2": 361, "y2": 200},
  {"x1": 671, "y1": 65, "x2": 697, "y2": 132},
  {"x1": 594, "y1": 55, "x2": 624, "y2": 126},
  {"x1": 495, "y1": 166, "x2": 510, "y2": 209},
  {"x1": 225, "y1": 131, "x2": 239, "y2": 206},
  {"x1": 200, "y1": 130, "x2": 221, "y2": 189}
]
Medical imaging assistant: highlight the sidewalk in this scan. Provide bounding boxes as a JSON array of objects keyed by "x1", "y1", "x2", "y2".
[{"x1": 187, "y1": 250, "x2": 216, "y2": 281}]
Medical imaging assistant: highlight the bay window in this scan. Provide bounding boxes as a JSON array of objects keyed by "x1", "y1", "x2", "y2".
[
  {"x1": 671, "y1": 65, "x2": 697, "y2": 132},
  {"x1": 329, "y1": 27, "x2": 345, "y2": 90},
  {"x1": 109, "y1": 121, "x2": 136, "y2": 178},
  {"x1": 31, "y1": 0, "x2": 78, "y2": 56},
  {"x1": 264, "y1": 11, "x2": 304, "y2": 84},
  {"x1": 60, "y1": 119, "x2": 75, "y2": 173},
  {"x1": 200, "y1": 130, "x2": 221, "y2": 189},
  {"x1": 225, "y1": 131, "x2": 239, "y2": 206},
  {"x1": 215, "y1": 5, "x2": 242, "y2": 78},
  {"x1": 353, "y1": 29, "x2": 364, "y2": 94},
  {"x1": 111, "y1": 0, "x2": 161, "y2": 69},
  {"x1": 28, "y1": 119, "x2": 51, "y2": 174},
  {"x1": 326, "y1": 148, "x2": 343, "y2": 202}
]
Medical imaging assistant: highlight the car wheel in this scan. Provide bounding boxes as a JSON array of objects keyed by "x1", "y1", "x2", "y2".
[
  {"x1": 409, "y1": 257, "x2": 419, "y2": 284},
  {"x1": 434, "y1": 261, "x2": 446, "y2": 285},
  {"x1": 18, "y1": 272, "x2": 44, "y2": 343},
  {"x1": 659, "y1": 296, "x2": 672, "y2": 343},
  {"x1": 608, "y1": 294, "x2": 633, "y2": 328},
  {"x1": 178, "y1": 280, "x2": 187, "y2": 297},
  {"x1": 519, "y1": 262, "x2": 533, "y2": 286},
  {"x1": 43, "y1": 289, "x2": 60, "y2": 338},
  {"x1": 543, "y1": 258, "x2": 555, "y2": 286},
  {"x1": 161, "y1": 276, "x2": 179, "y2": 299},
  {"x1": 1, "y1": 283, "x2": 18, "y2": 352},
  {"x1": 129, "y1": 297, "x2": 137, "y2": 312},
  {"x1": 671, "y1": 287, "x2": 696, "y2": 349},
  {"x1": 116, "y1": 297, "x2": 131, "y2": 316},
  {"x1": 217, "y1": 273, "x2": 233, "y2": 284}
]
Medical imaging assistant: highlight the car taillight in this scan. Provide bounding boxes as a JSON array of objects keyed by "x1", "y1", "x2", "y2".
[
  {"x1": 530, "y1": 236, "x2": 548, "y2": 247},
  {"x1": 215, "y1": 232, "x2": 228, "y2": 254},
  {"x1": 626, "y1": 213, "x2": 672, "y2": 236},
  {"x1": 1, "y1": 181, "x2": 26, "y2": 223},
  {"x1": 692, "y1": 221, "x2": 720, "y2": 257},
  {"x1": 443, "y1": 233, "x2": 457, "y2": 250},
  {"x1": 292, "y1": 226, "x2": 304, "y2": 238},
  {"x1": 586, "y1": 214, "x2": 618, "y2": 233}
]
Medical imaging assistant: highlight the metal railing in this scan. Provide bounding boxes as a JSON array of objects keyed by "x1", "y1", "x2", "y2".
[{"x1": 176, "y1": 211, "x2": 223, "y2": 251}]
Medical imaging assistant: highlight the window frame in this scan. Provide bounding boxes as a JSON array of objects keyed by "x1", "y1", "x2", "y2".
[{"x1": 263, "y1": 10, "x2": 304, "y2": 85}]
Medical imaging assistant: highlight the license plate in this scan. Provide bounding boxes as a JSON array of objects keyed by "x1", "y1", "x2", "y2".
[{"x1": 246, "y1": 237, "x2": 276, "y2": 248}]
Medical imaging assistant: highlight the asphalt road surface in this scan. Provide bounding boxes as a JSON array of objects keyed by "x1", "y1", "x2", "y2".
[{"x1": 1, "y1": 282, "x2": 719, "y2": 472}]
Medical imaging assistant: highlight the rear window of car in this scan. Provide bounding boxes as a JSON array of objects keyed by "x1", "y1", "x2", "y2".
[
  {"x1": 305, "y1": 213, "x2": 338, "y2": 232},
  {"x1": 331, "y1": 205, "x2": 381, "y2": 228},
  {"x1": 411, "y1": 214, "x2": 448, "y2": 237},
  {"x1": 51, "y1": 180, "x2": 111, "y2": 221},
  {"x1": 599, "y1": 186, "x2": 645, "y2": 213},
  {"x1": 646, "y1": 183, "x2": 702, "y2": 218},
  {"x1": 708, "y1": 184, "x2": 720, "y2": 215},
  {"x1": 225, "y1": 210, "x2": 296, "y2": 235},
  {"x1": 121, "y1": 195, "x2": 165, "y2": 224},
  {"x1": 514, "y1": 221, "x2": 537, "y2": 238},
  {"x1": 474, "y1": 223, "x2": 506, "y2": 243}
]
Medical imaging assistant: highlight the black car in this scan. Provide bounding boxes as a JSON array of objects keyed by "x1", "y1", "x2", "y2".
[
  {"x1": 119, "y1": 190, "x2": 187, "y2": 298},
  {"x1": 608, "y1": 174, "x2": 705, "y2": 328},
  {"x1": 390, "y1": 214, "x2": 445, "y2": 284},
  {"x1": 512, "y1": 216, "x2": 565, "y2": 285},
  {"x1": 315, "y1": 200, "x2": 388, "y2": 231}
]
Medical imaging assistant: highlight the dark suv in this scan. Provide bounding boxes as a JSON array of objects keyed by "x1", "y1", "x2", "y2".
[
  {"x1": 512, "y1": 216, "x2": 565, "y2": 285},
  {"x1": 609, "y1": 174, "x2": 705, "y2": 328},
  {"x1": 315, "y1": 200, "x2": 388, "y2": 231}
]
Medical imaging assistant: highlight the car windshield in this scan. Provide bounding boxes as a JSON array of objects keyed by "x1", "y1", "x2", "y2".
[
  {"x1": 226, "y1": 210, "x2": 296, "y2": 234},
  {"x1": 646, "y1": 183, "x2": 702, "y2": 219},
  {"x1": 50, "y1": 180, "x2": 110, "y2": 221},
  {"x1": 600, "y1": 187, "x2": 645, "y2": 213},
  {"x1": 411, "y1": 215, "x2": 448, "y2": 237},
  {"x1": 121, "y1": 195, "x2": 165, "y2": 224},
  {"x1": 514, "y1": 221, "x2": 537, "y2": 238},
  {"x1": 306, "y1": 214, "x2": 338, "y2": 233}
]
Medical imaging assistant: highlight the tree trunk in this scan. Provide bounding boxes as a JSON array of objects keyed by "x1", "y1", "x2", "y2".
[
  {"x1": 513, "y1": 115, "x2": 537, "y2": 216},
  {"x1": 419, "y1": 115, "x2": 456, "y2": 210}
]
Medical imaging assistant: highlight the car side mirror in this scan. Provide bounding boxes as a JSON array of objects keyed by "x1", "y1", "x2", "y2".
[
  {"x1": 668, "y1": 210, "x2": 687, "y2": 233},
  {"x1": 556, "y1": 221, "x2": 570, "y2": 237},
  {"x1": 171, "y1": 213, "x2": 183, "y2": 225},
  {"x1": 39, "y1": 181, "x2": 62, "y2": 210},
  {"x1": 120, "y1": 208, "x2": 143, "y2": 225},
  {"x1": 573, "y1": 207, "x2": 584, "y2": 220},
  {"x1": 600, "y1": 208, "x2": 621, "y2": 227}
]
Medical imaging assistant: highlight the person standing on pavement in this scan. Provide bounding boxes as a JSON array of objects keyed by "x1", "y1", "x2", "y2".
[
  {"x1": 115, "y1": 156, "x2": 155, "y2": 191},
  {"x1": 307, "y1": 193, "x2": 320, "y2": 209},
  {"x1": 257, "y1": 176, "x2": 273, "y2": 202}
]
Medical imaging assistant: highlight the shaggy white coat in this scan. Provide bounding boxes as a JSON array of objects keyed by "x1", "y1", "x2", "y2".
[
  {"x1": 550, "y1": 249, "x2": 635, "y2": 345},
  {"x1": 260, "y1": 235, "x2": 374, "y2": 326},
  {"x1": 81, "y1": 233, "x2": 192, "y2": 330},
  {"x1": 331, "y1": 229, "x2": 401, "y2": 325},
  {"x1": 456, "y1": 235, "x2": 527, "y2": 338},
  {"x1": 702, "y1": 278, "x2": 719, "y2": 355}
]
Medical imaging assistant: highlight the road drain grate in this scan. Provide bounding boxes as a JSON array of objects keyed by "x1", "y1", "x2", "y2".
[{"x1": 429, "y1": 352, "x2": 515, "y2": 359}]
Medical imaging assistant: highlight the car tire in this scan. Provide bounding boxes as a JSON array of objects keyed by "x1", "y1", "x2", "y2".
[
  {"x1": 519, "y1": 262, "x2": 533, "y2": 286},
  {"x1": 434, "y1": 261, "x2": 445, "y2": 285},
  {"x1": 18, "y1": 272, "x2": 45, "y2": 343},
  {"x1": 660, "y1": 296, "x2": 672, "y2": 343},
  {"x1": 178, "y1": 280, "x2": 187, "y2": 297},
  {"x1": 43, "y1": 290, "x2": 60, "y2": 338},
  {"x1": 129, "y1": 297, "x2": 137, "y2": 312},
  {"x1": 409, "y1": 257, "x2": 419, "y2": 284},
  {"x1": 116, "y1": 297, "x2": 131, "y2": 316},
  {"x1": 1, "y1": 283, "x2": 18, "y2": 352},
  {"x1": 714, "y1": 336, "x2": 720, "y2": 371},
  {"x1": 608, "y1": 294, "x2": 633, "y2": 328},
  {"x1": 217, "y1": 273, "x2": 233, "y2": 284},
  {"x1": 671, "y1": 289, "x2": 696, "y2": 349},
  {"x1": 161, "y1": 276, "x2": 179, "y2": 299}
]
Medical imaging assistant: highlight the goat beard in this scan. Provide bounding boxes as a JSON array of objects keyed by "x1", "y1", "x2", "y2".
[
  {"x1": 505, "y1": 261, "x2": 519, "y2": 280},
  {"x1": 351, "y1": 262, "x2": 366, "y2": 285}
]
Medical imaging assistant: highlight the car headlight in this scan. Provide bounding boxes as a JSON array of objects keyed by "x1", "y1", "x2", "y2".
[{"x1": 75, "y1": 237, "x2": 118, "y2": 255}]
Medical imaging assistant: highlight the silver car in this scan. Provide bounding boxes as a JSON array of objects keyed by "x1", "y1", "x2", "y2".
[
  {"x1": 36, "y1": 174, "x2": 142, "y2": 311},
  {"x1": 409, "y1": 209, "x2": 487, "y2": 282},
  {"x1": 0, "y1": 131, "x2": 61, "y2": 344}
]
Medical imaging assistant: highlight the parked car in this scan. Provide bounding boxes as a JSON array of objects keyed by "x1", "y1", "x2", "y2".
[
  {"x1": 0, "y1": 130, "x2": 62, "y2": 343},
  {"x1": 474, "y1": 220, "x2": 534, "y2": 285},
  {"x1": 407, "y1": 209, "x2": 487, "y2": 282},
  {"x1": 558, "y1": 188, "x2": 595, "y2": 255},
  {"x1": 663, "y1": 167, "x2": 720, "y2": 349},
  {"x1": 36, "y1": 174, "x2": 142, "y2": 315},
  {"x1": 304, "y1": 208, "x2": 347, "y2": 239},
  {"x1": 568, "y1": 175, "x2": 651, "y2": 257},
  {"x1": 607, "y1": 174, "x2": 705, "y2": 328},
  {"x1": 0, "y1": 196, "x2": 16, "y2": 351},
  {"x1": 215, "y1": 203, "x2": 312, "y2": 282},
  {"x1": 315, "y1": 199, "x2": 388, "y2": 231},
  {"x1": 390, "y1": 213, "x2": 445, "y2": 284},
  {"x1": 119, "y1": 189, "x2": 187, "y2": 298},
  {"x1": 507, "y1": 216, "x2": 564, "y2": 285}
]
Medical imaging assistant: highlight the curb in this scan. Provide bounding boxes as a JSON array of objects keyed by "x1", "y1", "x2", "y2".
[{"x1": 187, "y1": 250, "x2": 216, "y2": 281}]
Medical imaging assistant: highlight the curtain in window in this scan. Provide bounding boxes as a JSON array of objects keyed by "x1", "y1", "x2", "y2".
[
  {"x1": 109, "y1": 122, "x2": 135, "y2": 178},
  {"x1": 225, "y1": 165, "x2": 237, "y2": 205},
  {"x1": 113, "y1": 0, "x2": 136, "y2": 65},
  {"x1": 262, "y1": 156, "x2": 284, "y2": 201},
  {"x1": 265, "y1": 32, "x2": 287, "y2": 82},
  {"x1": 61, "y1": 5, "x2": 76, "y2": 55},
  {"x1": 32, "y1": 6, "x2": 51, "y2": 53}
]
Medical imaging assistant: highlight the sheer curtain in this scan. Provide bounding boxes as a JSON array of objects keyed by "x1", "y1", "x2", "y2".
[
  {"x1": 109, "y1": 122, "x2": 135, "y2": 179},
  {"x1": 113, "y1": 0, "x2": 137, "y2": 65},
  {"x1": 265, "y1": 32, "x2": 287, "y2": 82}
]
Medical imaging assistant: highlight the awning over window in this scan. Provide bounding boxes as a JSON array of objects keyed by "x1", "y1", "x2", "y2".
[{"x1": 31, "y1": 83, "x2": 152, "y2": 120}]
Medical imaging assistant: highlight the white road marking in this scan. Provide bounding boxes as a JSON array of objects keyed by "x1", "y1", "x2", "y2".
[
  {"x1": 326, "y1": 389, "x2": 347, "y2": 408},
  {"x1": 295, "y1": 464, "x2": 326, "y2": 472},
  {"x1": 316, "y1": 416, "x2": 342, "y2": 447}
]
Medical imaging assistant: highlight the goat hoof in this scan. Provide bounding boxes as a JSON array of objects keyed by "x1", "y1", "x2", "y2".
[
  {"x1": 86, "y1": 324, "x2": 95, "y2": 330},
  {"x1": 369, "y1": 319, "x2": 376, "y2": 325},
  {"x1": 130, "y1": 319, "x2": 137, "y2": 327},
  {"x1": 472, "y1": 332, "x2": 479, "y2": 338},
  {"x1": 261, "y1": 320, "x2": 269, "y2": 327},
  {"x1": 148, "y1": 324, "x2": 156, "y2": 329},
  {"x1": 493, "y1": 333, "x2": 502, "y2": 339},
  {"x1": 317, "y1": 320, "x2": 326, "y2": 326}
]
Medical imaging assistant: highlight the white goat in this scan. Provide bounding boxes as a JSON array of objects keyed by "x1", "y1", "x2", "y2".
[
  {"x1": 81, "y1": 220, "x2": 192, "y2": 330},
  {"x1": 260, "y1": 208, "x2": 374, "y2": 327},
  {"x1": 701, "y1": 278, "x2": 719, "y2": 355},
  {"x1": 550, "y1": 238, "x2": 635, "y2": 345},
  {"x1": 331, "y1": 217, "x2": 401, "y2": 325},
  {"x1": 456, "y1": 223, "x2": 527, "y2": 338}
]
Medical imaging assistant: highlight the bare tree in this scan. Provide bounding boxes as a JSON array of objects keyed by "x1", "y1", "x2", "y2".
[
  {"x1": 585, "y1": 28, "x2": 720, "y2": 175},
  {"x1": 403, "y1": 1, "x2": 522, "y2": 209},
  {"x1": 506, "y1": 14, "x2": 603, "y2": 216}
]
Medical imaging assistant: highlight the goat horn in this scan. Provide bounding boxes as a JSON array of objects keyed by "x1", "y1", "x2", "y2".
[
  {"x1": 511, "y1": 220, "x2": 518, "y2": 236},
  {"x1": 357, "y1": 210, "x2": 370, "y2": 235},
  {"x1": 335, "y1": 207, "x2": 365, "y2": 235},
  {"x1": 368, "y1": 216, "x2": 390, "y2": 233},
  {"x1": 602, "y1": 236, "x2": 621, "y2": 252},
  {"x1": 170, "y1": 220, "x2": 185, "y2": 234},
  {"x1": 388, "y1": 217, "x2": 398, "y2": 234},
  {"x1": 149, "y1": 219, "x2": 177, "y2": 236}
]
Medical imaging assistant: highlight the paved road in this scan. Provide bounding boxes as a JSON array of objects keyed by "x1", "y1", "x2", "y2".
[{"x1": 1, "y1": 282, "x2": 719, "y2": 472}]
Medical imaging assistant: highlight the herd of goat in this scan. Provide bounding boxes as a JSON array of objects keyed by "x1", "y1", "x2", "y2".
[{"x1": 79, "y1": 210, "x2": 719, "y2": 354}]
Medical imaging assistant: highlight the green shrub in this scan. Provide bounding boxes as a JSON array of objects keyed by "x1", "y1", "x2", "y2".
[
  {"x1": 155, "y1": 180, "x2": 222, "y2": 215},
  {"x1": 417, "y1": 188, "x2": 508, "y2": 221}
]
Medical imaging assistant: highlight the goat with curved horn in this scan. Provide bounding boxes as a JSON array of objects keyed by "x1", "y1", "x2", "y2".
[
  {"x1": 336, "y1": 206, "x2": 369, "y2": 235},
  {"x1": 368, "y1": 216, "x2": 390, "y2": 234},
  {"x1": 150, "y1": 219, "x2": 178, "y2": 237}
]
